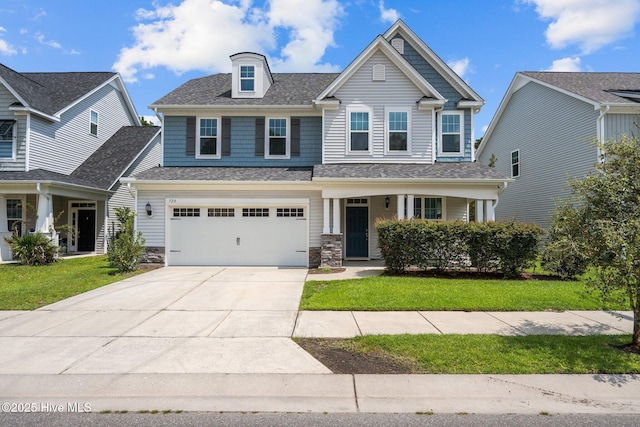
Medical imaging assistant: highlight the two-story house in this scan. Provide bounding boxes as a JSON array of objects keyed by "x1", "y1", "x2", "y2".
[
  {"x1": 477, "y1": 72, "x2": 640, "y2": 229},
  {"x1": 0, "y1": 64, "x2": 161, "y2": 261},
  {"x1": 124, "y1": 20, "x2": 510, "y2": 268}
]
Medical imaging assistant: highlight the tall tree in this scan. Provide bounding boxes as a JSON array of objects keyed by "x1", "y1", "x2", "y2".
[{"x1": 548, "y1": 134, "x2": 640, "y2": 347}]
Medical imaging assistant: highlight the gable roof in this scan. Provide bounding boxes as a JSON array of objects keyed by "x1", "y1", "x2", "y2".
[
  {"x1": 0, "y1": 63, "x2": 139, "y2": 121},
  {"x1": 71, "y1": 126, "x2": 160, "y2": 190},
  {"x1": 150, "y1": 73, "x2": 339, "y2": 108},
  {"x1": 477, "y1": 71, "x2": 640, "y2": 157}
]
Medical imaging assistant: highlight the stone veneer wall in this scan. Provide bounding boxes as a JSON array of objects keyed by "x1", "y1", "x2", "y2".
[
  {"x1": 308, "y1": 247, "x2": 321, "y2": 268},
  {"x1": 320, "y1": 234, "x2": 343, "y2": 268},
  {"x1": 141, "y1": 246, "x2": 165, "y2": 264}
]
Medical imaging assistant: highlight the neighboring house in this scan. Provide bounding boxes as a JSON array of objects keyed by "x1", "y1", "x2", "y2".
[
  {"x1": 477, "y1": 72, "x2": 640, "y2": 229},
  {"x1": 124, "y1": 20, "x2": 510, "y2": 268},
  {"x1": 0, "y1": 63, "x2": 161, "y2": 261}
]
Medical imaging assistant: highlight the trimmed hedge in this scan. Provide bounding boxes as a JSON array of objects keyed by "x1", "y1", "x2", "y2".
[{"x1": 376, "y1": 219, "x2": 543, "y2": 278}]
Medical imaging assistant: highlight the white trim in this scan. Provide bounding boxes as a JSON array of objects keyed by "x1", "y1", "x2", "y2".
[
  {"x1": 67, "y1": 200, "x2": 98, "y2": 253},
  {"x1": 195, "y1": 116, "x2": 221, "y2": 159},
  {"x1": 5, "y1": 196, "x2": 26, "y2": 236},
  {"x1": 346, "y1": 106, "x2": 373, "y2": 155},
  {"x1": 384, "y1": 107, "x2": 412, "y2": 154},
  {"x1": 265, "y1": 117, "x2": 290, "y2": 159},
  {"x1": 510, "y1": 149, "x2": 520, "y2": 178},
  {"x1": 438, "y1": 111, "x2": 464, "y2": 156},
  {"x1": 25, "y1": 114, "x2": 30, "y2": 170},
  {"x1": 239, "y1": 64, "x2": 256, "y2": 93},
  {"x1": 0, "y1": 119, "x2": 17, "y2": 162}
]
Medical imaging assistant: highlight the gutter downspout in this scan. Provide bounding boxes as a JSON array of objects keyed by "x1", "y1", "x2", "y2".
[
  {"x1": 127, "y1": 183, "x2": 138, "y2": 231},
  {"x1": 154, "y1": 107, "x2": 164, "y2": 167},
  {"x1": 596, "y1": 105, "x2": 610, "y2": 161}
]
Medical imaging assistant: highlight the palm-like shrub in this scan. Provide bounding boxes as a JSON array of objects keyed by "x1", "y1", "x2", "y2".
[{"x1": 5, "y1": 232, "x2": 58, "y2": 266}]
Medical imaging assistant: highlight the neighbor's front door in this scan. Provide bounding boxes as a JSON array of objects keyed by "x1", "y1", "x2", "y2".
[
  {"x1": 77, "y1": 209, "x2": 96, "y2": 252},
  {"x1": 345, "y1": 206, "x2": 368, "y2": 258}
]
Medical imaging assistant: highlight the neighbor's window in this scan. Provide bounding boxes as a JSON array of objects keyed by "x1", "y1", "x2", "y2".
[
  {"x1": 267, "y1": 118, "x2": 289, "y2": 158},
  {"x1": 440, "y1": 112, "x2": 463, "y2": 155},
  {"x1": 349, "y1": 110, "x2": 370, "y2": 152},
  {"x1": 0, "y1": 120, "x2": 15, "y2": 158},
  {"x1": 240, "y1": 65, "x2": 255, "y2": 92},
  {"x1": 414, "y1": 197, "x2": 443, "y2": 220},
  {"x1": 511, "y1": 149, "x2": 520, "y2": 178},
  {"x1": 197, "y1": 117, "x2": 220, "y2": 158},
  {"x1": 7, "y1": 198, "x2": 23, "y2": 236},
  {"x1": 387, "y1": 109, "x2": 409, "y2": 152},
  {"x1": 90, "y1": 110, "x2": 98, "y2": 136}
]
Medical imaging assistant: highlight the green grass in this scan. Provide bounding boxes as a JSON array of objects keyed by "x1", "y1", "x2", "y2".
[
  {"x1": 345, "y1": 334, "x2": 640, "y2": 374},
  {"x1": 0, "y1": 256, "x2": 144, "y2": 310},
  {"x1": 300, "y1": 275, "x2": 626, "y2": 311}
]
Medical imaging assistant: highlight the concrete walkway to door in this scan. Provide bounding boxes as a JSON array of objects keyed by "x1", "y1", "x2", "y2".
[{"x1": 0, "y1": 267, "x2": 330, "y2": 375}]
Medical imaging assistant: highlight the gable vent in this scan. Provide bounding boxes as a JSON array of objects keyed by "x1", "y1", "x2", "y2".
[
  {"x1": 391, "y1": 38, "x2": 404, "y2": 54},
  {"x1": 372, "y1": 64, "x2": 386, "y2": 82}
]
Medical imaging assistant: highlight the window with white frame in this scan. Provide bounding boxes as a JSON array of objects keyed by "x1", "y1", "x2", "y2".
[
  {"x1": 90, "y1": 110, "x2": 98, "y2": 136},
  {"x1": 413, "y1": 197, "x2": 443, "y2": 220},
  {"x1": 266, "y1": 118, "x2": 289, "y2": 158},
  {"x1": 240, "y1": 65, "x2": 255, "y2": 92},
  {"x1": 0, "y1": 120, "x2": 15, "y2": 159},
  {"x1": 511, "y1": 149, "x2": 520, "y2": 178},
  {"x1": 7, "y1": 198, "x2": 24, "y2": 235},
  {"x1": 348, "y1": 109, "x2": 371, "y2": 152},
  {"x1": 440, "y1": 111, "x2": 463, "y2": 155},
  {"x1": 386, "y1": 108, "x2": 410, "y2": 152},
  {"x1": 197, "y1": 117, "x2": 220, "y2": 158}
]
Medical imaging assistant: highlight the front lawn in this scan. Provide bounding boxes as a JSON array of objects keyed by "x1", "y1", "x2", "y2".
[
  {"x1": 300, "y1": 275, "x2": 626, "y2": 311},
  {"x1": 0, "y1": 256, "x2": 147, "y2": 310},
  {"x1": 298, "y1": 334, "x2": 640, "y2": 374}
]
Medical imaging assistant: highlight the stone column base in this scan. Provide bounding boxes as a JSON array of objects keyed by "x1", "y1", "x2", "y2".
[
  {"x1": 141, "y1": 246, "x2": 165, "y2": 264},
  {"x1": 320, "y1": 234, "x2": 343, "y2": 268}
]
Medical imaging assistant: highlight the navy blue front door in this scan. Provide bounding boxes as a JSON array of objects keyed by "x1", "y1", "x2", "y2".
[{"x1": 346, "y1": 206, "x2": 368, "y2": 258}]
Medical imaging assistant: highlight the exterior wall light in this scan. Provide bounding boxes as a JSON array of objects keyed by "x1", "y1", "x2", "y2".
[
  {"x1": 385, "y1": 197, "x2": 390, "y2": 210},
  {"x1": 145, "y1": 202, "x2": 153, "y2": 217}
]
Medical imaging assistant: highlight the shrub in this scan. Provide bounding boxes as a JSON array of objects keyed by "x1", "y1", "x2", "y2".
[
  {"x1": 107, "y1": 207, "x2": 145, "y2": 273},
  {"x1": 541, "y1": 239, "x2": 589, "y2": 279},
  {"x1": 490, "y1": 221, "x2": 544, "y2": 278},
  {"x1": 5, "y1": 232, "x2": 58, "y2": 266},
  {"x1": 465, "y1": 221, "x2": 497, "y2": 273}
]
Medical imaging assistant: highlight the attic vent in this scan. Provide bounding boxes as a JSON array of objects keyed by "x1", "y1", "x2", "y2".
[
  {"x1": 372, "y1": 64, "x2": 386, "y2": 82},
  {"x1": 391, "y1": 38, "x2": 404, "y2": 54}
]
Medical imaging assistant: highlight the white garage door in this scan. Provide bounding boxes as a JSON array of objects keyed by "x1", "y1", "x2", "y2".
[{"x1": 168, "y1": 204, "x2": 308, "y2": 266}]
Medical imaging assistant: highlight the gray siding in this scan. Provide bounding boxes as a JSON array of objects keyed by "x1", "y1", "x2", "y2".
[
  {"x1": 479, "y1": 82, "x2": 599, "y2": 229},
  {"x1": 446, "y1": 197, "x2": 468, "y2": 221},
  {"x1": 164, "y1": 116, "x2": 322, "y2": 167},
  {"x1": 0, "y1": 85, "x2": 26, "y2": 171},
  {"x1": 604, "y1": 113, "x2": 640, "y2": 141},
  {"x1": 324, "y1": 51, "x2": 433, "y2": 164},
  {"x1": 29, "y1": 84, "x2": 136, "y2": 174}
]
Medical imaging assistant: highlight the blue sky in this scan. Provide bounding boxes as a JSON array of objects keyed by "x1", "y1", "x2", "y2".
[{"x1": 1, "y1": 0, "x2": 639, "y2": 137}]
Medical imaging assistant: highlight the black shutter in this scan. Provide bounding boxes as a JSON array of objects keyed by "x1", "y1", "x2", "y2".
[
  {"x1": 291, "y1": 118, "x2": 300, "y2": 157},
  {"x1": 255, "y1": 117, "x2": 265, "y2": 156},
  {"x1": 186, "y1": 116, "x2": 196, "y2": 156},
  {"x1": 221, "y1": 117, "x2": 231, "y2": 157}
]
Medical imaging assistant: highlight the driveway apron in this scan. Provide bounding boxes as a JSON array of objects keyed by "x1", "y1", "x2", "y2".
[{"x1": 0, "y1": 267, "x2": 330, "y2": 375}]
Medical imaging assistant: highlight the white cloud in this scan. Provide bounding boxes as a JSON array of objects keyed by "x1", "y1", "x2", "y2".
[
  {"x1": 35, "y1": 32, "x2": 61, "y2": 49},
  {"x1": 547, "y1": 56, "x2": 582, "y2": 72},
  {"x1": 0, "y1": 39, "x2": 17, "y2": 56},
  {"x1": 113, "y1": 0, "x2": 344, "y2": 82},
  {"x1": 525, "y1": 0, "x2": 640, "y2": 53},
  {"x1": 378, "y1": 0, "x2": 400, "y2": 24},
  {"x1": 447, "y1": 57, "x2": 471, "y2": 79}
]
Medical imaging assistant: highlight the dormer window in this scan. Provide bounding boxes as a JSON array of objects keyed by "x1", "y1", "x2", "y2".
[{"x1": 240, "y1": 65, "x2": 255, "y2": 92}]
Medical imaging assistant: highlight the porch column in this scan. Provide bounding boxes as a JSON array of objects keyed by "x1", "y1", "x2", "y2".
[
  {"x1": 0, "y1": 194, "x2": 7, "y2": 233},
  {"x1": 407, "y1": 195, "x2": 415, "y2": 220},
  {"x1": 0, "y1": 194, "x2": 10, "y2": 261},
  {"x1": 475, "y1": 199, "x2": 484, "y2": 223},
  {"x1": 323, "y1": 198, "x2": 331, "y2": 234},
  {"x1": 36, "y1": 192, "x2": 54, "y2": 234},
  {"x1": 332, "y1": 198, "x2": 341, "y2": 234},
  {"x1": 397, "y1": 194, "x2": 405, "y2": 219},
  {"x1": 486, "y1": 200, "x2": 495, "y2": 222}
]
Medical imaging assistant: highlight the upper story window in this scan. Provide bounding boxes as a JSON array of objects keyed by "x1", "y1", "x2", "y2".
[
  {"x1": 197, "y1": 117, "x2": 221, "y2": 159},
  {"x1": 90, "y1": 110, "x2": 98, "y2": 136},
  {"x1": 0, "y1": 120, "x2": 16, "y2": 159},
  {"x1": 266, "y1": 118, "x2": 289, "y2": 158},
  {"x1": 240, "y1": 65, "x2": 255, "y2": 92},
  {"x1": 439, "y1": 111, "x2": 463, "y2": 156},
  {"x1": 511, "y1": 149, "x2": 520, "y2": 178},
  {"x1": 386, "y1": 108, "x2": 410, "y2": 153},
  {"x1": 348, "y1": 109, "x2": 371, "y2": 152}
]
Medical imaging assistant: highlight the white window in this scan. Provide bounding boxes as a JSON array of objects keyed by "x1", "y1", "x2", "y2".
[
  {"x1": 243, "y1": 208, "x2": 269, "y2": 217},
  {"x1": 208, "y1": 208, "x2": 235, "y2": 217},
  {"x1": 266, "y1": 118, "x2": 290, "y2": 159},
  {"x1": 173, "y1": 208, "x2": 200, "y2": 217},
  {"x1": 196, "y1": 117, "x2": 221, "y2": 158},
  {"x1": 386, "y1": 108, "x2": 411, "y2": 153},
  {"x1": 347, "y1": 108, "x2": 372, "y2": 153},
  {"x1": 511, "y1": 149, "x2": 520, "y2": 178},
  {"x1": 439, "y1": 111, "x2": 464, "y2": 156},
  {"x1": 90, "y1": 110, "x2": 98, "y2": 136},
  {"x1": 240, "y1": 65, "x2": 255, "y2": 92},
  {"x1": 414, "y1": 197, "x2": 444, "y2": 220},
  {"x1": 6, "y1": 198, "x2": 24, "y2": 236},
  {"x1": 0, "y1": 120, "x2": 16, "y2": 159}
]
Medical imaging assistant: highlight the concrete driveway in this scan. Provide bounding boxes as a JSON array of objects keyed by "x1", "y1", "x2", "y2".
[{"x1": 0, "y1": 267, "x2": 330, "y2": 375}]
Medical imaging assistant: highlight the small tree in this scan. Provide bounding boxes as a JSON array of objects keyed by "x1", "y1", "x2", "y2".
[
  {"x1": 107, "y1": 207, "x2": 145, "y2": 272},
  {"x1": 547, "y1": 134, "x2": 640, "y2": 347}
]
